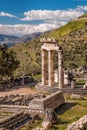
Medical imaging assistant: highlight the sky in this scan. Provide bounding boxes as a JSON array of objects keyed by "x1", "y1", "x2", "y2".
[{"x1": 0, "y1": 0, "x2": 87, "y2": 36}]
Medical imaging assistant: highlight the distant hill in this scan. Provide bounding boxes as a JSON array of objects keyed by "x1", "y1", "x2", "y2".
[
  {"x1": 0, "y1": 32, "x2": 42, "y2": 47},
  {"x1": 10, "y1": 14, "x2": 87, "y2": 78},
  {"x1": 0, "y1": 34, "x2": 18, "y2": 46},
  {"x1": 16, "y1": 32, "x2": 42, "y2": 43}
]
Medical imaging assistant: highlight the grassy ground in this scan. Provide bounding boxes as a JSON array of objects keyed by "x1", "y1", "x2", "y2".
[
  {"x1": 50, "y1": 96, "x2": 87, "y2": 130},
  {"x1": 21, "y1": 119, "x2": 42, "y2": 130},
  {"x1": 21, "y1": 95, "x2": 87, "y2": 130}
]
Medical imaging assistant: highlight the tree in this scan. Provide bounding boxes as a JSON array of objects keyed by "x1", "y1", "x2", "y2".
[{"x1": 0, "y1": 44, "x2": 19, "y2": 80}]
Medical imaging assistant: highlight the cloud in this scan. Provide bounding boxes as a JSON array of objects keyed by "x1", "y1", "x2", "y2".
[
  {"x1": 76, "y1": 5, "x2": 87, "y2": 11},
  {"x1": 21, "y1": 6, "x2": 85, "y2": 22},
  {"x1": 0, "y1": 12, "x2": 17, "y2": 18},
  {"x1": 0, "y1": 5, "x2": 87, "y2": 36},
  {"x1": 0, "y1": 22, "x2": 66, "y2": 36}
]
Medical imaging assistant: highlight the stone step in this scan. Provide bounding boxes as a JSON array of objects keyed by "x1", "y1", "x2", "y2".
[
  {"x1": 62, "y1": 88, "x2": 87, "y2": 95},
  {"x1": 35, "y1": 84, "x2": 59, "y2": 93},
  {"x1": 36, "y1": 84, "x2": 87, "y2": 95},
  {"x1": 0, "y1": 112, "x2": 33, "y2": 130}
]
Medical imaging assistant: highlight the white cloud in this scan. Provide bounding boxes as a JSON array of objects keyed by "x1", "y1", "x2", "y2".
[
  {"x1": 0, "y1": 5, "x2": 87, "y2": 36},
  {"x1": 0, "y1": 12, "x2": 17, "y2": 18},
  {"x1": 76, "y1": 5, "x2": 87, "y2": 11},
  {"x1": 0, "y1": 22, "x2": 67, "y2": 36},
  {"x1": 21, "y1": 6, "x2": 85, "y2": 21}
]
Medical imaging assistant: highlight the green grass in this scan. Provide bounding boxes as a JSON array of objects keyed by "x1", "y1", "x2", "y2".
[
  {"x1": 21, "y1": 96, "x2": 87, "y2": 130},
  {"x1": 21, "y1": 118, "x2": 42, "y2": 130},
  {"x1": 50, "y1": 96, "x2": 87, "y2": 130},
  {"x1": 41, "y1": 18, "x2": 87, "y2": 39}
]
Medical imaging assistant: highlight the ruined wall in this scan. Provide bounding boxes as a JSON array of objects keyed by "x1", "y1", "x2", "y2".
[
  {"x1": 67, "y1": 115, "x2": 87, "y2": 130},
  {"x1": 28, "y1": 91, "x2": 65, "y2": 116},
  {"x1": 43, "y1": 91, "x2": 65, "y2": 109}
]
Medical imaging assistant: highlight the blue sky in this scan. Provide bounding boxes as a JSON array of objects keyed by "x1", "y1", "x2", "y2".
[{"x1": 0, "y1": 0, "x2": 87, "y2": 36}]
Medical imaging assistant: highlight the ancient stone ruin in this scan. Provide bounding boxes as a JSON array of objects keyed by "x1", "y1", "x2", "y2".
[
  {"x1": 41, "y1": 38, "x2": 64, "y2": 88},
  {"x1": 67, "y1": 115, "x2": 87, "y2": 130},
  {"x1": 0, "y1": 38, "x2": 65, "y2": 130},
  {"x1": 36, "y1": 38, "x2": 65, "y2": 94},
  {"x1": 28, "y1": 91, "x2": 65, "y2": 116}
]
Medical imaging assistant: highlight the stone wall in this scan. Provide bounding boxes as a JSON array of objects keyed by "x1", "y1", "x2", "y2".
[
  {"x1": 67, "y1": 115, "x2": 87, "y2": 130},
  {"x1": 0, "y1": 91, "x2": 65, "y2": 117},
  {"x1": 29, "y1": 91, "x2": 65, "y2": 115}
]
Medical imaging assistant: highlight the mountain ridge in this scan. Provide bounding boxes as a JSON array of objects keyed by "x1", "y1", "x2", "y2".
[{"x1": 0, "y1": 32, "x2": 42, "y2": 46}]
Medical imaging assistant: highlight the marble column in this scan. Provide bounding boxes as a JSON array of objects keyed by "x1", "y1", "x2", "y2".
[
  {"x1": 48, "y1": 50, "x2": 54, "y2": 86},
  {"x1": 42, "y1": 49, "x2": 46, "y2": 86},
  {"x1": 58, "y1": 50, "x2": 64, "y2": 89}
]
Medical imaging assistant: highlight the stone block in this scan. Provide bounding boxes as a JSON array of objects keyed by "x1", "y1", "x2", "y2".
[{"x1": 70, "y1": 94, "x2": 83, "y2": 100}]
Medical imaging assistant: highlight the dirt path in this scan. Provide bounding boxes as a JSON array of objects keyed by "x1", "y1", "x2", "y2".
[{"x1": 0, "y1": 86, "x2": 37, "y2": 97}]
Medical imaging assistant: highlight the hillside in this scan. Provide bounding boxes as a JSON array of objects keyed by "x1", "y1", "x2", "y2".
[
  {"x1": 79, "y1": 13, "x2": 87, "y2": 19},
  {"x1": 10, "y1": 17, "x2": 87, "y2": 78},
  {"x1": 16, "y1": 32, "x2": 42, "y2": 43}
]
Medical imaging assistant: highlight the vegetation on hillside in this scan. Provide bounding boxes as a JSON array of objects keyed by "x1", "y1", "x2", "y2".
[
  {"x1": 0, "y1": 44, "x2": 19, "y2": 80},
  {"x1": 10, "y1": 17, "x2": 87, "y2": 78}
]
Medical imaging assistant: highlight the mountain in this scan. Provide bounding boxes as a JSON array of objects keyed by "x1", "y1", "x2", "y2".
[
  {"x1": 0, "y1": 32, "x2": 42, "y2": 47},
  {"x1": 0, "y1": 34, "x2": 18, "y2": 46},
  {"x1": 16, "y1": 32, "x2": 42, "y2": 43},
  {"x1": 10, "y1": 13, "x2": 87, "y2": 78}
]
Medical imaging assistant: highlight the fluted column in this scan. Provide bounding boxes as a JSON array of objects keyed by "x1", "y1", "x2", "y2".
[
  {"x1": 58, "y1": 50, "x2": 64, "y2": 89},
  {"x1": 42, "y1": 49, "x2": 46, "y2": 86},
  {"x1": 48, "y1": 50, "x2": 54, "y2": 86}
]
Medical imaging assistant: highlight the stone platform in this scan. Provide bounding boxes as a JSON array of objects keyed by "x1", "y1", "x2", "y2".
[
  {"x1": 36, "y1": 83, "x2": 87, "y2": 95},
  {"x1": 35, "y1": 83, "x2": 59, "y2": 94},
  {"x1": 62, "y1": 87, "x2": 87, "y2": 95},
  {"x1": 29, "y1": 91, "x2": 65, "y2": 115},
  {"x1": 0, "y1": 91, "x2": 65, "y2": 117}
]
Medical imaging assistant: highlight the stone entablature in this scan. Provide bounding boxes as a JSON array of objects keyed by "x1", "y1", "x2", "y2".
[
  {"x1": 41, "y1": 40, "x2": 60, "y2": 51},
  {"x1": 40, "y1": 38, "x2": 56, "y2": 43}
]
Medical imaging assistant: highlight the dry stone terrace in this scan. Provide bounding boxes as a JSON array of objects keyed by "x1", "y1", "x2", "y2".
[
  {"x1": 0, "y1": 94, "x2": 33, "y2": 106},
  {"x1": 0, "y1": 110, "x2": 34, "y2": 130},
  {"x1": 0, "y1": 90, "x2": 65, "y2": 129},
  {"x1": 0, "y1": 90, "x2": 65, "y2": 115},
  {"x1": 67, "y1": 115, "x2": 87, "y2": 130}
]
